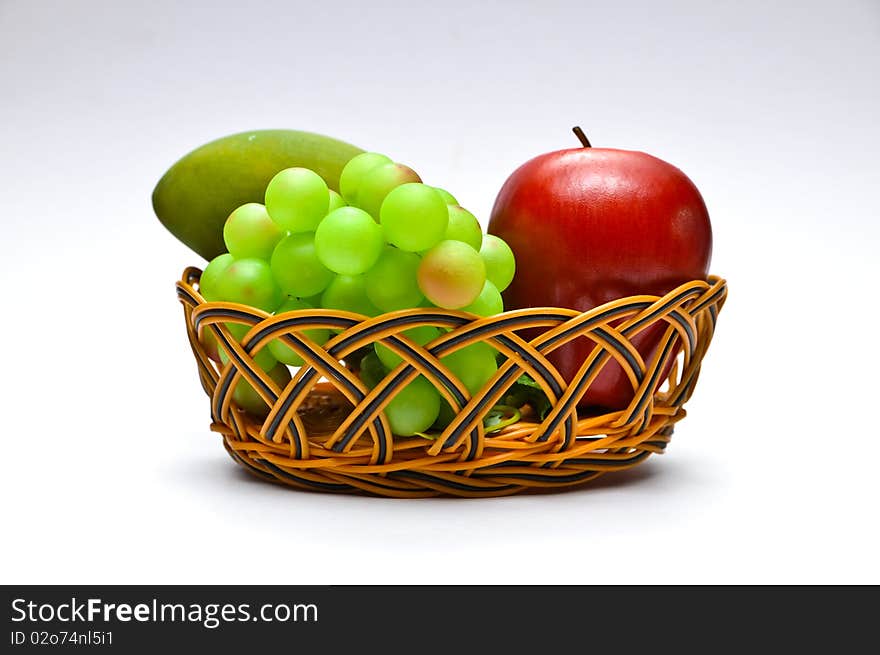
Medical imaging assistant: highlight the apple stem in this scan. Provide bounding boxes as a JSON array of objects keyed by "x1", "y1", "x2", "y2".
[{"x1": 572, "y1": 126, "x2": 592, "y2": 148}]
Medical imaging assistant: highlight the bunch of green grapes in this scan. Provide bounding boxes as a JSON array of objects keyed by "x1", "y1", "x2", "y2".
[{"x1": 197, "y1": 151, "x2": 516, "y2": 434}]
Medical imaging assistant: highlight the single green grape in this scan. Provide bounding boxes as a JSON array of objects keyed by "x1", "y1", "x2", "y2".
[
  {"x1": 270, "y1": 233, "x2": 334, "y2": 298},
  {"x1": 216, "y1": 257, "x2": 282, "y2": 311},
  {"x1": 328, "y1": 189, "x2": 346, "y2": 212},
  {"x1": 462, "y1": 280, "x2": 503, "y2": 317},
  {"x1": 374, "y1": 325, "x2": 440, "y2": 369},
  {"x1": 339, "y1": 152, "x2": 392, "y2": 204},
  {"x1": 267, "y1": 297, "x2": 330, "y2": 366},
  {"x1": 358, "y1": 351, "x2": 387, "y2": 390},
  {"x1": 364, "y1": 246, "x2": 423, "y2": 312},
  {"x1": 320, "y1": 274, "x2": 380, "y2": 316},
  {"x1": 444, "y1": 206, "x2": 483, "y2": 250},
  {"x1": 218, "y1": 323, "x2": 278, "y2": 372},
  {"x1": 380, "y1": 183, "x2": 448, "y2": 252},
  {"x1": 417, "y1": 240, "x2": 485, "y2": 309},
  {"x1": 200, "y1": 253, "x2": 234, "y2": 301},
  {"x1": 314, "y1": 207, "x2": 384, "y2": 275},
  {"x1": 480, "y1": 234, "x2": 516, "y2": 292},
  {"x1": 264, "y1": 167, "x2": 330, "y2": 232},
  {"x1": 384, "y1": 375, "x2": 441, "y2": 436},
  {"x1": 230, "y1": 362, "x2": 292, "y2": 419},
  {"x1": 433, "y1": 187, "x2": 458, "y2": 205},
  {"x1": 355, "y1": 162, "x2": 422, "y2": 220},
  {"x1": 223, "y1": 203, "x2": 283, "y2": 260},
  {"x1": 442, "y1": 342, "x2": 498, "y2": 395}
]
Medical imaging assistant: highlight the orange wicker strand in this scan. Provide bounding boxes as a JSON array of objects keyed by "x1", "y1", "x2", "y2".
[{"x1": 177, "y1": 267, "x2": 727, "y2": 497}]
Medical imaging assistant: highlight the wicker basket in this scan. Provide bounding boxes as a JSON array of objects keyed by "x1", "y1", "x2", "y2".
[{"x1": 176, "y1": 267, "x2": 727, "y2": 497}]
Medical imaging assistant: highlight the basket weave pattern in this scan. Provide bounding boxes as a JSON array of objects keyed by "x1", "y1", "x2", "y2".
[{"x1": 177, "y1": 268, "x2": 727, "y2": 497}]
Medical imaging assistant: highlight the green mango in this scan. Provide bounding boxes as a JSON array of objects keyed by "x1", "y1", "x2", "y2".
[{"x1": 152, "y1": 129, "x2": 364, "y2": 261}]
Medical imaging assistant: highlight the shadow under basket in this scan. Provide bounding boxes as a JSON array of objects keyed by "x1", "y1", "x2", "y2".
[{"x1": 177, "y1": 268, "x2": 727, "y2": 498}]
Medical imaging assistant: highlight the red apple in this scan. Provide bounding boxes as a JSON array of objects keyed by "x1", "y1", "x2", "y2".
[{"x1": 488, "y1": 128, "x2": 712, "y2": 411}]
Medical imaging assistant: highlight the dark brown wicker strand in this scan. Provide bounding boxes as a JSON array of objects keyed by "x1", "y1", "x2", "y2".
[{"x1": 177, "y1": 267, "x2": 727, "y2": 497}]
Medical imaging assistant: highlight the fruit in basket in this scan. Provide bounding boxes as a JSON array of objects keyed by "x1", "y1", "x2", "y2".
[
  {"x1": 268, "y1": 297, "x2": 330, "y2": 366},
  {"x1": 164, "y1": 136, "x2": 518, "y2": 436},
  {"x1": 199, "y1": 253, "x2": 234, "y2": 301},
  {"x1": 218, "y1": 336, "x2": 278, "y2": 374},
  {"x1": 380, "y1": 183, "x2": 449, "y2": 252},
  {"x1": 462, "y1": 280, "x2": 503, "y2": 317},
  {"x1": 432, "y1": 187, "x2": 458, "y2": 205},
  {"x1": 216, "y1": 257, "x2": 282, "y2": 312},
  {"x1": 375, "y1": 325, "x2": 441, "y2": 369},
  {"x1": 315, "y1": 207, "x2": 384, "y2": 275},
  {"x1": 417, "y1": 240, "x2": 486, "y2": 309},
  {"x1": 364, "y1": 246, "x2": 424, "y2": 311},
  {"x1": 384, "y1": 376, "x2": 442, "y2": 436},
  {"x1": 153, "y1": 129, "x2": 363, "y2": 260},
  {"x1": 264, "y1": 167, "x2": 330, "y2": 232},
  {"x1": 338, "y1": 152, "x2": 393, "y2": 204},
  {"x1": 270, "y1": 233, "x2": 334, "y2": 298},
  {"x1": 444, "y1": 206, "x2": 483, "y2": 250},
  {"x1": 231, "y1": 362, "x2": 293, "y2": 418},
  {"x1": 328, "y1": 189, "x2": 346, "y2": 212},
  {"x1": 223, "y1": 203, "x2": 283, "y2": 260},
  {"x1": 488, "y1": 127, "x2": 712, "y2": 410},
  {"x1": 478, "y1": 234, "x2": 516, "y2": 292},
  {"x1": 198, "y1": 327, "x2": 222, "y2": 363},
  {"x1": 355, "y1": 163, "x2": 422, "y2": 219},
  {"x1": 320, "y1": 274, "x2": 379, "y2": 316},
  {"x1": 431, "y1": 341, "x2": 501, "y2": 429},
  {"x1": 441, "y1": 343, "x2": 498, "y2": 395}
]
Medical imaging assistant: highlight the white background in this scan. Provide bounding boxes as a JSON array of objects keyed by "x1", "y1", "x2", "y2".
[{"x1": 1, "y1": 0, "x2": 878, "y2": 584}]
